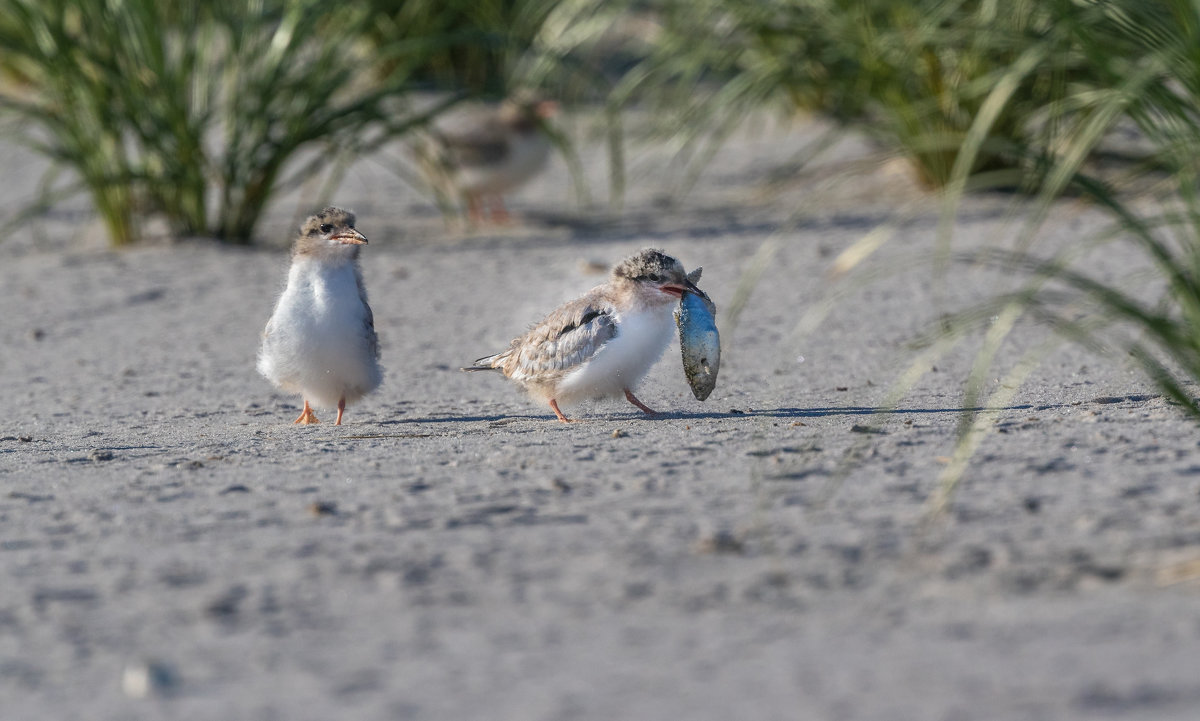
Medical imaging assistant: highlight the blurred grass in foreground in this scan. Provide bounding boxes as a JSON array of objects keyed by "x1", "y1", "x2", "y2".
[{"x1": 803, "y1": 0, "x2": 1200, "y2": 511}]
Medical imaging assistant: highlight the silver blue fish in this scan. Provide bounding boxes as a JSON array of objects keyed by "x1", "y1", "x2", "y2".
[{"x1": 675, "y1": 267, "x2": 720, "y2": 401}]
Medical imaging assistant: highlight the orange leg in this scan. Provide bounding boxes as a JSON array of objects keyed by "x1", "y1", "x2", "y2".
[
  {"x1": 624, "y1": 388, "x2": 656, "y2": 415},
  {"x1": 488, "y1": 195, "x2": 512, "y2": 225},
  {"x1": 466, "y1": 193, "x2": 484, "y2": 225},
  {"x1": 335, "y1": 397, "x2": 346, "y2": 426},
  {"x1": 549, "y1": 399, "x2": 572, "y2": 423},
  {"x1": 294, "y1": 400, "x2": 320, "y2": 424}
]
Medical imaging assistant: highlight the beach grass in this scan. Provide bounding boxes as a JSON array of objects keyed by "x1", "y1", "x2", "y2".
[{"x1": 0, "y1": 0, "x2": 470, "y2": 244}]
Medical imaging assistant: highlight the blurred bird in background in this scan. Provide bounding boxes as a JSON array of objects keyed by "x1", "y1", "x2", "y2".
[{"x1": 416, "y1": 92, "x2": 558, "y2": 225}]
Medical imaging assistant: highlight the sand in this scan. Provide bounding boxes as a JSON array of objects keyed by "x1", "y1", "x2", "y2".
[{"x1": 2, "y1": 117, "x2": 1199, "y2": 720}]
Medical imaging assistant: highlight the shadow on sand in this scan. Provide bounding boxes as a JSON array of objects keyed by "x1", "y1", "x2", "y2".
[{"x1": 364, "y1": 403, "x2": 1070, "y2": 426}]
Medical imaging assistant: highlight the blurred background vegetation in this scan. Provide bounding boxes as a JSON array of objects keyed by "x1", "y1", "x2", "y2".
[
  {"x1": 3, "y1": 0, "x2": 1196, "y2": 244},
  {"x1": 4, "y1": 0, "x2": 1200, "y2": 419}
]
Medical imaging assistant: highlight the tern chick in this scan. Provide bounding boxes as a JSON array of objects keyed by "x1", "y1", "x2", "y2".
[
  {"x1": 464, "y1": 248, "x2": 698, "y2": 422},
  {"x1": 419, "y1": 93, "x2": 557, "y2": 225},
  {"x1": 258, "y1": 208, "x2": 382, "y2": 425}
]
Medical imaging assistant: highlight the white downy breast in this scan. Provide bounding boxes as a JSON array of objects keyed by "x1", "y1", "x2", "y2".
[
  {"x1": 556, "y1": 304, "x2": 674, "y2": 404},
  {"x1": 258, "y1": 256, "x2": 381, "y2": 408}
]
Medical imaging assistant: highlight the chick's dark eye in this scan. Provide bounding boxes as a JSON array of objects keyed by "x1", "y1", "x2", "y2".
[
  {"x1": 320, "y1": 224, "x2": 333, "y2": 234},
  {"x1": 647, "y1": 273, "x2": 661, "y2": 282}
]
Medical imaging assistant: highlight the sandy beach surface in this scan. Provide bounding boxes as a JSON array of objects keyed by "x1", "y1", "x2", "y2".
[{"x1": 2, "y1": 117, "x2": 1199, "y2": 720}]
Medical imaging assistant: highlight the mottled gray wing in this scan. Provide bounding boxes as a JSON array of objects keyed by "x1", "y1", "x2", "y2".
[
  {"x1": 501, "y1": 296, "x2": 617, "y2": 380},
  {"x1": 437, "y1": 121, "x2": 511, "y2": 167},
  {"x1": 363, "y1": 303, "x2": 379, "y2": 359},
  {"x1": 356, "y1": 268, "x2": 379, "y2": 359}
]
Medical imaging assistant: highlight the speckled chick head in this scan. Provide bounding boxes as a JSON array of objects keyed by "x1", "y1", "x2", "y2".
[
  {"x1": 612, "y1": 248, "x2": 685, "y2": 282},
  {"x1": 498, "y1": 91, "x2": 558, "y2": 132},
  {"x1": 293, "y1": 207, "x2": 368, "y2": 261},
  {"x1": 611, "y1": 248, "x2": 695, "y2": 304}
]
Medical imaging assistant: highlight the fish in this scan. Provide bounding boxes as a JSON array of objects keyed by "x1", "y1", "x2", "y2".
[{"x1": 675, "y1": 267, "x2": 720, "y2": 401}]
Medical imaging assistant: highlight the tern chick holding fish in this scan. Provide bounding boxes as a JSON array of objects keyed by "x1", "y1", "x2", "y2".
[{"x1": 463, "y1": 248, "x2": 700, "y2": 423}]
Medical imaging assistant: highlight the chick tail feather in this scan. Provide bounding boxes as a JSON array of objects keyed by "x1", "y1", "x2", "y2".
[{"x1": 461, "y1": 354, "x2": 503, "y2": 373}]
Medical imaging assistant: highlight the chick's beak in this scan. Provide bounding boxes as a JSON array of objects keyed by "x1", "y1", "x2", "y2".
[
  {"x1": 334, "y1": 229, "x2": 368, "y2": 245},
  {"x1": 662, "y1": 277, "x2": 701, "y2": 298}
]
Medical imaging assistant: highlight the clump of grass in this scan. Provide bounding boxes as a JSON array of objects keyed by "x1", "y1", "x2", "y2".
[
  {"x1": 598, "y1": 0, "x2": 1103, "y2": 191},
  {"x1": 367, "y1": 0, "x2": 568, "y2": 97},
  {"x1": 0, "y1": 0, "x2": 443, "y2": 244}
]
